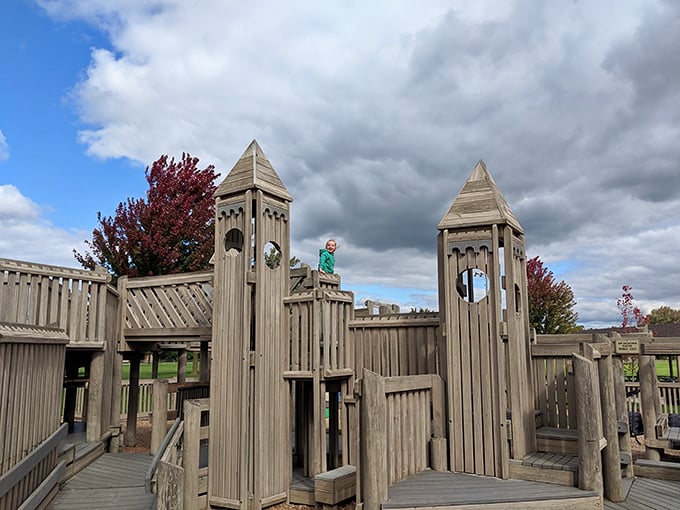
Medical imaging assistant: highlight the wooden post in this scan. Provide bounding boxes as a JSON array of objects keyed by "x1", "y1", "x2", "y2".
[
  {"x1": 639, "y1": 355, "x2": 661, "y2": 461},
  {"x1": 191, "y1": 350, "x2": 198, "y2": 376},
  {"x1": 124, "y1": 353, "x2": 142, "y2": 446},
  {"x1": 573, "y1": 353, "x2": 604, "y2": 498},
  {"x1": 597, "y1": 353, "x2": 623, "y2": 502},
  {"x1": 109, "y1": 352, "x2": 123, "y2": 453},
  {"x1": 151, "y1": 379, "x2": 169, "y2": 455},
  {"x1": 613, "y1": 357, "x2": 634, "y2": 478},
  {"x1": 199, "y1": 341, "x2": 210, "y2": 383},
  {"x1": 360, "y1": 369, "x2": 387, "y2": 510},
  {"x1": 86, "y1": 351, "x2": 105, "y2": 442},
  {"x1": 177, "y1": 349, "x2": 187, "y2": 384},
  {"x1": 152, "y1": 352, "x2": 160, "y2": 380},
  {"x1": 183, "y1": 399, "x2": 201, "y2": 510}
]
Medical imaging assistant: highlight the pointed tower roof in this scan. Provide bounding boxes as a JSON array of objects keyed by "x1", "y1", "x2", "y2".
[
  {"x1": 438, "y1": 160, "x2": 523, "y2": 233},
  {"x1": 215, "y1": 140, "x2": 293, "y2": 202}
]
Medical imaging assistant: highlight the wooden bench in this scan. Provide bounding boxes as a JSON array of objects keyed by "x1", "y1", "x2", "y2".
[
  {"x1": 647, "y1": 413, "x2": 680, "y2": 450},
  {"x1": 314, "y1": 465, "x2": 356, "y2": 505},
  {"x1": 635, "y1": 458, "x2": 680, "y2": 481}
]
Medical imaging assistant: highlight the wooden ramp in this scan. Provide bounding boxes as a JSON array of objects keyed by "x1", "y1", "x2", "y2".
[
  {"x1": 383, "y1": 470, "x2": 601, "y2": 509},
  {"x1": 604, "y1": 477, "x2": 680, "y2": 510},
  {"x1": 47, "y1": 453, "x2": 154, "y2": 510}
]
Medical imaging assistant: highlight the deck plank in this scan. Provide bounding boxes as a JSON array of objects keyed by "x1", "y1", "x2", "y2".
[
  {"x1": 383, "y1": 470, "x2": 599, "y2": 508},
  {"x1": 603, "y1": 477, "x2": 680, "y2": 510},
  {"x1": 47, "y1": 453, "x2": 154, "y2": 510}
]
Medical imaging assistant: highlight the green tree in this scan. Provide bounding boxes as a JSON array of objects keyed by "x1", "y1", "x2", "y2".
[
  {"x1": 75, "y1": 153, "x2": 218, "y2": 279},
  {"x1": 527, "y1": 256, "x2": 579, "y2": 334},
  {"x1": 647, "y1": 305, "x2": 680, "y2": 325}
]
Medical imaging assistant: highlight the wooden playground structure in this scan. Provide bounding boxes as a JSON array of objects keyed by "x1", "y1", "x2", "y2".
[{"x1": 2, "y1": 140, "x2": 680, "y2": 509}]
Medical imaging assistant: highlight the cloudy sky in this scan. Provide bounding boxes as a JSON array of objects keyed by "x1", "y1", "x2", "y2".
[{"x1": 1, "y1": 0, "x2": 679, "y2": 328}]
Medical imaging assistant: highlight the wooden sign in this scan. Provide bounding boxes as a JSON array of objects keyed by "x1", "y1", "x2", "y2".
[{"x1": 615, "y1": 338, "x2": 640, "y2": 354}]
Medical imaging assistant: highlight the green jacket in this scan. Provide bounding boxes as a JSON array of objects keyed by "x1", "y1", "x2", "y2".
[{"x1": 318, "y1": 249, "x2": 335, "y2": 274}]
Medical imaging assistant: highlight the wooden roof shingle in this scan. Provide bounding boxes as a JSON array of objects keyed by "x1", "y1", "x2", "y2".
[
  {"x1": 438, "y1": 160, "x2": 523, "y2": 233},
  {"x1": 215, "y1": 139, "x2": 293, "y2": 202}
]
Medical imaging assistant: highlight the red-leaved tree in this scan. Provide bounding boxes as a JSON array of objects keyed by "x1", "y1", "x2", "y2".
[
  {"x1": 74, "y1": 153, "x2": 218, "y2": 279},
  {"x1": 616, "y1": 285, "x2": 649, "y2": 332},
  {"x1": 527, "y1": 256, "x2": 580, "y2": 334}
]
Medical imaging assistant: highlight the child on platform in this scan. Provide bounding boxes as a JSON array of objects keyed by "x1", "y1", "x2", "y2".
[{"x1": 318, "y1": 239, "x2": 337, "y2": 274}]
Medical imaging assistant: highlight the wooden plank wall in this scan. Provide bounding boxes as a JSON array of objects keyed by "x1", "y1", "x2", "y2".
[
  {"x1": 439, "y1": 231, "x2": 505, "y2": 478},
  {"x1": 360, "y1": 370, "x2": 446, "y2": 509},
  {"x1": 0, "y1": 324, "x2": 68, "y2": 510},
  {"x1": 208, "y1": 194, "x2": 250, "y2": 508},
  {"x1": 350, "y1": 314, "x2": 439, "y2": 377},
  {"x1": 252, "y1": 193, "x2": 290, "y2": 506},
  {"x1": 286, "y1": 289, "x2": 354, "y2": 375},
  {"x1": 0, "y1": 258, "x2": 112, "y2": 346},
  {"x1": 531, "y1": 349, "x2": 577, "y2": 429},
  {"x1": 0, "y1": 259, "x2": 119, "y2": 439}
]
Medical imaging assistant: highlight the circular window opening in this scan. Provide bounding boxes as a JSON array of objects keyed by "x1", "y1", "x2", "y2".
[
  {"x1": 225, "y1": 228, "x2": 244, "y2": 256},
  {"x1": 456, "y1": 268, "x2": 489, "y2": 303},
  {"x1": 263, "y1": 241, "x2": 282, "y2": 270}
]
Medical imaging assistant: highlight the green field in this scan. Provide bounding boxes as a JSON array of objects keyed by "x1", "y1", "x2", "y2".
[{"x1": 121, "y1": 361, "x2": 200, "y2": 380}]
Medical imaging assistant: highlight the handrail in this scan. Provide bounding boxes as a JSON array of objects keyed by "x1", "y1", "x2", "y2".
[
  {"x1": 0, "y1": 423, "x2": 67, "y2": 499},
  {"x1": 145, "y1": 417, "x2": 182, "y2": 493}
]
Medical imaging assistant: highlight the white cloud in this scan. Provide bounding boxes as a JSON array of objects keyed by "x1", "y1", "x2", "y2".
[
  {"x1": 0, "y1": 130, "x2": 9, "y2": 161},
  {"x1": 0, "y1": 185, "x2": 88, "y2": 267},
  {"x1": 29, "y1": 0, "x2": 680, "y2": 328}
]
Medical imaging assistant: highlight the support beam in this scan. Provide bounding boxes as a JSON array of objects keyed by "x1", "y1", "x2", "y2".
[
  {"x1": 124, "y1": 352, "x2": 143, "y2": 446},
  {"x1": 639, "y1": 355, "x2": 661, "y2": 461},
  {"x1": 86, "y1": 351, "x2": 105, "y2": 442}
]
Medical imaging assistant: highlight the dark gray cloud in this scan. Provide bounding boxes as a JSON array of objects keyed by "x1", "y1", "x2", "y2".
[{"x1": 6, "y1": 0, "x2": 680, "y2": 328}]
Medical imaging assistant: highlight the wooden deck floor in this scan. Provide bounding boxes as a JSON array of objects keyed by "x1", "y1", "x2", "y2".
[
  {"x1": 46, "y1": 453, "x2": 155, "y2": 510},
  {"x1": 383, "y1": 470, "x2": 601, "y2": 508},
  {"x1": 604, "y1": 477, "x2": 680, "y2": 510}
]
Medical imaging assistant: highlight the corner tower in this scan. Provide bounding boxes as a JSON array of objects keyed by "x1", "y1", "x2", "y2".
[
  {"x1": 437, "y1": 161, "x2": 535, "y2": 478},
  {"x1": 209, "y1": 140, "x2": 292, "y2": 509}
]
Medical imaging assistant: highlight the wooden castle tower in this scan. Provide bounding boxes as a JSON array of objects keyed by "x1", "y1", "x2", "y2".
[
  {"x1": 437, "y1": 161, "x2": 536, "y2": 478},
  {"x1": 209, "y1": 140, "x2": 292, "y2": 509}
]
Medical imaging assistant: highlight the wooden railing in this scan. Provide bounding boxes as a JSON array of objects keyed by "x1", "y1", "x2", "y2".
[
  {"x1": 360, "y1": 369, "x2": 446, "y2": 510},
  {"x1": 285, "y1": 288, "x2": 354, "y2": 375},
  {"x1": 65, "y1": 380, "x2": 179, "y2": 420},
  {"x1": 150, "y1": 398, "x2": 209, "y2": 510},
  {"x1": 531, "y1": 342, "x2": 579, "y2": 429},
  {"x1": 0, "y1": 424, "x2": 67, "y2": 510},
  {"x1": 625, "y1": 381, "x2": 680, "y2": 414},
  {"x1": 350, "y1": 313, "x2": 439, "y2": 377},
  {"x1": 0, "y1": 258, "x2": 114, "y2": 347}
]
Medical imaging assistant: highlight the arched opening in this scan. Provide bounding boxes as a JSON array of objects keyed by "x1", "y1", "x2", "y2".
[
  {"x1": 224, "y1": 228, "x2": 244, "y2": 256},
  {"x1": 456, "y1": 268, "x2": 489, "y2": 303}
]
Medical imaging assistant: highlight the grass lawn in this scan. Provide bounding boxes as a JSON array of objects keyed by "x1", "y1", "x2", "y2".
[{"x1": 121, "y1": 361, "x2": 200, "y2": 381}]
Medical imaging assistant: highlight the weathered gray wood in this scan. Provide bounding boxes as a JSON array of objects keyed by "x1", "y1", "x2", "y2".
[
  {"x1": 361, "y1": 369, "x2": 387, "y2": 510},
  {"x1": 183, "y1": 400, "x2": 201, "y2": 510},
  {"x1": 598, "y1": 353, "x2": 623, "y2": 501},
  {"x1": 86, "y1": 351, "x2": 105, "y2": 442},
  {"x1": 573, "y1": 353, "x2": 604, "y2": 496},
  {"x1": 46, "y1": 453, "x2": 154, "y2": 510},
  {"x1": 384, "y1": 470, "x2": 601, "y2": 508},
  {"x1": 639, "y1": 355, "x2": 661, "y2": 461},
  {"x1": 124, "y1": 353, "x2": 142, "y2": 447},
  {"x1": 156, "y1": 460, "x2": 183, "y2": 510},
  {"x1": 612, "y1": 357, "x2": 633, "y2": 478},
  {"x1": 151, "y1": 380, "x2": 169, "y2": 455}
]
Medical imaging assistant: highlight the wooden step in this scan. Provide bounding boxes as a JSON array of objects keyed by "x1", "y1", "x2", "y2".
[
  {"x1": 536, "y1": 427, "x2": 578, "y2": 455},
  {"x1": 509, "y1": 452, "x2": 578, "y2": 487}
]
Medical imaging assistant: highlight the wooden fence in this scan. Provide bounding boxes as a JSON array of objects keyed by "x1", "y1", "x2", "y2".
[
  {"x1": 350, "y1": 313, "x2": 439, "y2": 377},
  {"x1": 625, "y1": 381, "x2": 680, "y2": 414},
  {"x1": 151, "y1": 398, "x2": 210, "y2": 510},
  {"x1": 360, "y1": 369, "x2": 446, "y2": 510},
  {"x1": 0, "y1": 258, "x2": 113, "y2": 346},
  {"x1": 0, "y1": 324, "x2": 68, "y2": 510}
]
